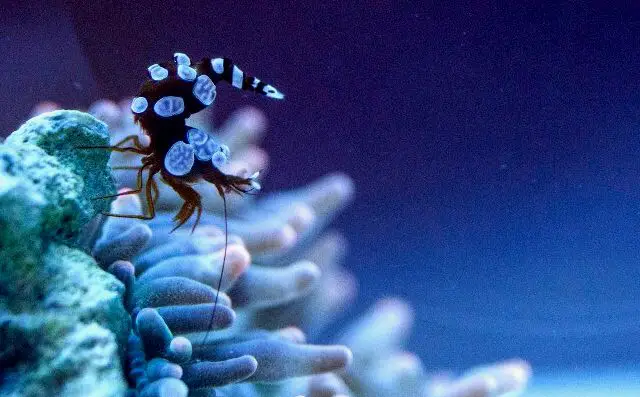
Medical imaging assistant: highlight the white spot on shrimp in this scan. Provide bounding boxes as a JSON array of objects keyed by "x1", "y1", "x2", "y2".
[
  {"x1": 220, "y1": 144, "x2": 230, "y2": 158},
  {"x1": 211, "y1": 151, "x2": 228, "y2": 169},
  {"x1": 131, "y1": 97, "x2": 148, "y2": 113},
  {"x1": 263, "y1": 84, "x2": 284, "y2": 99},
  {"x1": 187, "y1": 128, "x2": 208, "y2": 145},
  {"x1": 192, "y1": 75, "x2": 216, "y2": 105},
  {"x1": 174, "y1": 52, "x2": 191, "y2": 66},
  {"x1": 211, "y1": 58, "x2": 225, "y2": 74},
  {"x1": 187, "y1": 128, "x2": 221, "y2": 161},
  {"x1": 148, "y1": 64, "x2": 168, "y2": 81},
  {"x1": 164, "y1": 141, "x2": 195, "y2": 176},
  {"x1": 177, "y1": 64, "x2": 197, "y2": 81},
  {"x1": 232, "y1": 65, "x2": 243, "y2": 88},
  {"x1": 195, "y1": 139, "x2": 220, "y2": 161},
  {"x1": 153, "y1": 96, "x2": 184, "y2": 117},
  {"x1": 252, "y1": 78, "x2": 261, "y2": 88}
]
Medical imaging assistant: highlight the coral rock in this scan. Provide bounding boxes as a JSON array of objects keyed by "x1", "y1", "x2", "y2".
[
  {"x1": 0, "y1": 111, "x2": 126, "y2": 397},
  {"x1": 3, "y1": 110, "x2": 115, "y2": 243},
  {"x1": 0, "y1": 166, "x2": 46, "y2": 310},
  {"x1": 0, "y1": 244, "x2": 129, "y2": 397},
  {"x1": 6, "y1": 110, "x2": 114, "y2": 215}
]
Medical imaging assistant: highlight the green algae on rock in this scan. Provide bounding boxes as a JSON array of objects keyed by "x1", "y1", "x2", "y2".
[
  {"x1": 0, "y1": 111, "x2": 127, "y2": 397},
  {"x1": 5, "y1": 110, "x2": 115, "y2": 242},
  {"x1": 0, "y1": 313, "x2": 126, "y2": 397},
  {"x1": 0, "y1": 166, "x2": 46, "y2": 310},
  {"x1": 42, "y1": 244, "x2": 129, "y2": 356}
]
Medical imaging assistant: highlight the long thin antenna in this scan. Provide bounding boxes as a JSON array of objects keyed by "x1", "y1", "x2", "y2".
[{"x1": 202, "y1": 191, "x2": 228, "y2": 345}]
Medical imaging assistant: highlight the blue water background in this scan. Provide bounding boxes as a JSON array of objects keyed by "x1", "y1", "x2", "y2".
[{"x1": 1, "y1": 0, "x2": 640, "y2": 377}]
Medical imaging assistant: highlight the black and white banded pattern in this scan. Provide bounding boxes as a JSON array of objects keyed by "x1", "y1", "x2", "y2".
[
  {"x1": 207, "y1": 57, "x2": 284, "y2": 99},
  {"x1": 133, "y1": 54, "x2": 283, "y2": 124}
]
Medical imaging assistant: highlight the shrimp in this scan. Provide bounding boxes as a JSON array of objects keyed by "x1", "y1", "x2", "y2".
[{"x1": 80, "y1": 52, "x2": 283, "y2": 344}]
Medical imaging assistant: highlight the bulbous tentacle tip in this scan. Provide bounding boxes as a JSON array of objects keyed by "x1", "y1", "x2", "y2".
[
  {"x1": 306, "y1": 344, "x2": 353, "y2": 375},
  {"x1": 279, "y1": 224, "x2": 298, "y2": 249},
  {"x1": 292, "y1": 260, "x2": 322, "y2": 293},
  {"x1": 181, "y1": 355, "x2": 258, "y2": 389},
  {"x1": 426, "y1": 359, "x2": 531, "y2": 397},
  {"x1": 31, "y1": 100, "x2": 61, "y2": 117},
  {"x1": 226, "y1": 260, "x2": 320, "y2": 311},
  {"x1": 111, "y1": 188, "x2": 144, "y2": 211},
  {"x1": 340, "y1": 345, "x2": 354, "y2": 368},
  {"x1": 107, "y1": 260, "x2": 135, "y2": 284},
  {"x1": 218, "y1": 106, "x2": 268, "y2": 149},
  {"x1": 167, "y1": 336, "x2": 193, "y2": 364},
  {"x1": 145, "y1": 357, "x2": 183, "y2": 382},
  {"x1": 139, "y1": 378, "x2": 188, "y2": 397},
  {"x1": 94, "y1": 223, "x2": 152, "y2": 266},
  {"x1": 224, "y1": 244, "x2": 252, "y2": 282},
  {"x1": 107, "y1": 260, "x2": 136, "y2": 310},
  {"x1": 319, "y1": 173, "x2": 356, "y2": 211},
  {"x1": 136, "y1": 308, "x2": 173, "y2": 358},
  {"x1": 289, "y1": 202, "x2": 316, "y2": 233},
  {"x1": 308, "y1": 372, "x2": 351, "y2": 397},
  {"x1": 275, "y1": 326, "x2": 307, "y2": 344},
  {"x1": 88, "y1": 99, "x2": 122, "y2": 125},
  {"x1": 158, "y1": 303, "x2": 236, "y2": 335},
  {"x1": 135, "y1": 276, "x2": 232, "y2": 308}
]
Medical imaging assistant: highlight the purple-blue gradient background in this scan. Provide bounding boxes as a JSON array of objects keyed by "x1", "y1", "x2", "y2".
[{"x1": 2, "y1": 0, "x2": 640, "y2": 370}]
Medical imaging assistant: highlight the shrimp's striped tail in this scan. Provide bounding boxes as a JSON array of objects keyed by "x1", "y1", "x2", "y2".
[{"x1": 203, "y1": 57, "x2": 284, "y2": 100}]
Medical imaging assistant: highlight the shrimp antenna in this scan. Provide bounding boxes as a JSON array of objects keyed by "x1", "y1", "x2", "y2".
[{"x1": 203, "y1": 190, "x2": 228, "y2": 345}]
